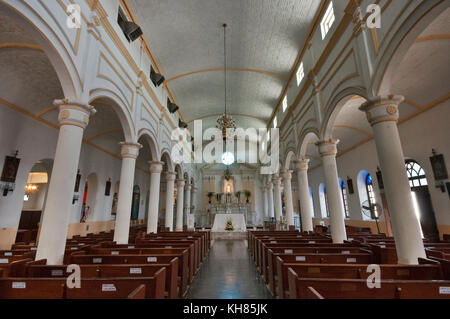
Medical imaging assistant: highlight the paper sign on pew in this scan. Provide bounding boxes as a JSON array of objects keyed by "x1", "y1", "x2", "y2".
[
  {"x1": 147, "y1": 257, "x2": 157, "y2": 263},
  {"x1": 440, "y1": 287, "x2": 450, "y2": 295},
  {"x1": 111, "y1": 251, "x2": 119, "y2": 255},
  {"x1": 296, "y1": 256, "x2": 306, "y2": 261},
  {"x1": 12, "y1": 282, "x2": 26, "y2": 289},
  {"x1": 4, "y1": 252, "x2": 12, "y2": 256},
  {"x1": 347, "y1": 258, "x2": 357, "y2": 263},
  {"x1": 51, "y1": 270, "x2": 63, "y2": 276},
  {"x1": 284, "y1": 249, "x2": 293, "y2": 254},
  {"x1": 93, "y1": 258, "x2": 102, "y2": 264},
  {"x1": 0, "y1": 258, "x2": 8, "y2": 263},
  {"x1": 102, "y1": 284, "x2": 117, "y2": 292},
  {"x1": 130, "y1": 267, "x2": 142, "y2": 274}
]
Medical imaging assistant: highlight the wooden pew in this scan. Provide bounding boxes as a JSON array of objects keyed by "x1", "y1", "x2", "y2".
[
  {"x1": 287, "y1": 269, "x2": 450, "y2": 299},
  {"x1": 277, "y1": 262, "x2": 442, "y2": 299},
  {"x1": 0, "y1": 258, "x2": 32, "y2": 277},
  {"x1": 69, "y1": 253, "x2": 189, "y2": 298},
  {"x1": 64, "y1": 269, "x2": 166, "y2": 299},
  {"x1": 0, "y1": 278, "x2": 65, "y2": 299},
  {"x1": 25, "y1": 257, "x2": 179, "y2": 299},
  {"x1": 86, "y1": 246, "x2": 195, "y2": 283},
  {"x1": 0, "y1": 270, "x2": 166, "y2": 299}
]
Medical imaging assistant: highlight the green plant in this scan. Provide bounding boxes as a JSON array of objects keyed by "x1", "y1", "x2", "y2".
[
  {"x1": 207, "y1": 192, "x2": 215, "y2": 203},
  {"x1": 244, "y1": 190, "x2": 251, "y2": 203},
  {"x1": 235, "y1": 191, "x2": 242, "y2": 200},
  {"x1": 215, "y1": 193, "x2": 223, "y2": 203}
]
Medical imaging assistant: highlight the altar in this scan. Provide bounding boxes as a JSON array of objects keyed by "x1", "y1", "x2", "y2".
[
  {"x1": 211, "y1": 213, "x2": 247, "y2": 240},
  {"x1": 212, "y1": 214, "x2": 246, "y2": 232}
]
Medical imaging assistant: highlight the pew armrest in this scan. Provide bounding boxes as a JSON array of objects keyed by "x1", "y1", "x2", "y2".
[
  {"x1": 127, "y1": 284, "x2": 146, "y2": 299},
  {"x1": 287, "y1": 268, "x2": 298, "y2": 299},
  {"x1": 306, "y1": 287, "x2": 324, "y2": 300}
]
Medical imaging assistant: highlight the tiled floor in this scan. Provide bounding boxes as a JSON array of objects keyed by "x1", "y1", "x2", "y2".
[{"x1": 186, "y1": 239, "x2": 272, "y2": 299}]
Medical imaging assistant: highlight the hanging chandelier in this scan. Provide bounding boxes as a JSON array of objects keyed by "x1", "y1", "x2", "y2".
[{"x1": 216, "y1": 24, "x2": 236, "y2": 141}]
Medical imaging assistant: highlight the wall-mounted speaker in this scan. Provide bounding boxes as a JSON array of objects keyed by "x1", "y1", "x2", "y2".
[
  {"x1": 120, "y1": 21, "x2": 143, "y2": 42},
  {"x1": 179, "y1": 119, "x2": 188, "y2": 129},
  {"x1": 150, "y1": 66, "x2": 165, "y2": 87},
  {"x1": 167, "y1": 98, "x2": 179, "y2": 114}
]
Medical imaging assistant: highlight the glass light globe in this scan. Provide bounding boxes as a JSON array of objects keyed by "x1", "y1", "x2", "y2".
[{"x1": 222, "y1": 152, "x2": 234, "y2": 166}]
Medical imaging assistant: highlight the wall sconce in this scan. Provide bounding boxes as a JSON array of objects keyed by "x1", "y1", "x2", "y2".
[
  {"x1": 346, "y1": 176, "x2": 354, "y2": 194},
  {"x1": 376, "y1": 167, "x2": 384, "y2": 191},
  {"x1": 430, "y1": 149, "x2": 448, "y2": 192},
  {"x1": 0, "y1": 151, "x2": 20, "y2": 197}
]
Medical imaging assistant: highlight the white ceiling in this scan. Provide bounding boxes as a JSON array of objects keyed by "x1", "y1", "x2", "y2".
[{"x1": 128, "y1": 0, "x2": 321, "y2": 131}]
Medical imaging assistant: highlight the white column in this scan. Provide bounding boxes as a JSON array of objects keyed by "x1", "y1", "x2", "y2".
[
  {"x1": 267, "y1": 180, "x2": 275, "y2": 219},
  {"x1": 273, "y1": 174, "x2": 283, "y2": 224},
  {"x1": 175, "y1": 179, "x2": 185, "y2": 231},
  {"x1": 184, "y1": 182, "x2": 192, "y2": 219},
  {"x1": 113, "y1": 142, "x2": 142, "y2": 244},
  {"x1": 283, "y1": 170, "x2": 295, "y2": 227},
  {"x1": 295, "y1": 158, "x2": 314, "y2": 232},
  {"x1": 36, "y1": 101, "x2": 95, "y2": 265},
  {"x1": 165, "y1": 172, "x2": 176, "y2": 231},
  {"x1": 360, "y1": 95, "x2": 425, "y2": 264},
  {"x1": 317, "y1": 140, "x2": 347, "y2": 243},
  {"x1": 147, "y1": 161, "x2": 164, "y2": 234}
]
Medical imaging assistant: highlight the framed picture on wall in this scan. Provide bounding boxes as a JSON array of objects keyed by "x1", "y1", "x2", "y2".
[
  {"x1": 1, "y1": 155, "x2": 21, "y2": 183},
  {"x1": 105, "y1": 180, "x2": 111, "y2": 196},
  {"x1": 430, "y1": 153, "x2": 448, "y2": 181}
]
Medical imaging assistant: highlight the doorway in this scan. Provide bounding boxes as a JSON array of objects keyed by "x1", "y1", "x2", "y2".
[{"x1": 406, "y1": 160, "x2": 440, "y2": 242}]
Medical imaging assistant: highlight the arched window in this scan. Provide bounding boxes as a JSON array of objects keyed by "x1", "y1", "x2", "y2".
[
  {"x1": 324, "y1": 187, "x2": 330, "y2": 218},
  {"x1": 365, "y1": 174, "x2": 377, "y2": 219},
  {"x1": 340, "y1": 180, "x2": 350, "y2": 218},
  {"x1": 318, "y1": 184, "x2": 329, "y2": 218},
  {"x1": 405, "y1": 160, "x2": 428, "y2": 188}
]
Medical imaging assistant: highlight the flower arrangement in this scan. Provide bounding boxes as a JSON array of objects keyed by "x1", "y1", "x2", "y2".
[{"x1": 225, "y1": 218, "x2": 234, "y2": 231}]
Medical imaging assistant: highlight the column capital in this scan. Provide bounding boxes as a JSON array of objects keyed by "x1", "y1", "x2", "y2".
[
  {"x1": 185, "y1": 183, "x2": 192, "y2": 191},
  {"x1": 119, "y1": 142, "x2": 142, "y2": 159},
  {"x1": 317, "y1": 139, "x2": 339, "y2": 157},
  {"x1": 267, "y1": 181, "x2": 273, "y2": 190},
  {"x1": 272, "y1": 174, "x2": 281, "y2": 186},
  {"x1": 295, "y1": 158, "x2": 310, "y2": 171},
  {"x1": 359, "y1": 95, "x2": 404, "y2": 126},
  {"x1": 191, "y1": 186, "x2": 198, "y2": 193},
  {"x1": 283, "y1": 170, "x2": 293, "y2": 181},
  {"x1": 55, "y1": 99, "x2": 96, "y2": 129},
  {"x1": 166, "y1": 171, "x2": 177, "y2": 181},
  {"x1": 149, "y1": 161, "x2": 164, "y2": 174},
  {"x1": 177, "y1": 179, "x2": 185, "y2": 187}
]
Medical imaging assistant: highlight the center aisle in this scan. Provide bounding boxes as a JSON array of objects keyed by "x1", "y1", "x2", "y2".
[{"x1": 186, "y1": 239, "x2": 272, "y2": 299}]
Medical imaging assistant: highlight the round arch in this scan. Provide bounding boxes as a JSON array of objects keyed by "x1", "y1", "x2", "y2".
[
  {"x1": 0, "y1": 2, "x2": 79, "y2": 100},
  {"x1": 284, "y1": 150, "x2": 297, "y2": 171},
  {"x1": 138, "y1": 129, "x2": 160, "y2": 162},
  {"x1": 375, "y1": 1, "x2": 449, "y2": 95},
  {"x1": 297, "y1": 129, "x2": 321, "y2": 159},
  {"x1": 320, "y1": 87, "x2": 368, "y2": 140},
  {"x1": 89, "y1": 91, "x2": 135, "y2": 142},
  {"x1": 174, "y1": 164, "x2": 183, "y2": 180},
  {"x1": 161, "y1": 150, "x2": 174, "y2": 172}
]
